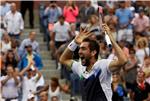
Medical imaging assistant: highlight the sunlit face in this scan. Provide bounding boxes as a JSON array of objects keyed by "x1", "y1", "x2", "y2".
[
  {"x1": 137, "y1": 69, "x2": 145, "y2": 83},
  {"x1": 112, "y1": 74, "x2": 120, "y2": 83},
  {"x1": 29, "y1": 32, "x2": 36, "y2": 41},
  {"x1": 39, "y1": 92, "x2": 48, "y2": 101},
  {"x1": 144, "y1": 58, "x2": 150, "y2": 68},
  {"x1": 11, "y1": 3, "x2": 17, "y2": 12},
  {"x1": 79, "y1": 42, "x2": 92, "y2": 66},
  {"x1": 7, "y1": 66, "x2": 14, "y2": 75}
]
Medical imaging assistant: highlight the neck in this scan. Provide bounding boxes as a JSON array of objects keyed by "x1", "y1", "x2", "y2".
[
  {"x1": 86, "y1": 58, "x2": 97, "y2": 72},
  {"x1": 12, "y1": 11, "x2": 16, "y2": 14}
]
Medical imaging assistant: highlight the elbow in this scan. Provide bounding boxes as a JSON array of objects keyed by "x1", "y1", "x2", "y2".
[
  {"x1": 121, "y1": 57, "x2": 128, "y2": 66},
  {"x1": 59, "y1": 56, "x2": 64, "y2": 65}
]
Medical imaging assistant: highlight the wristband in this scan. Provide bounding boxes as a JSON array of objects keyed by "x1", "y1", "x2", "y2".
[{"x1": 68, "y1": 40, "x2": 78, "y2": 51}]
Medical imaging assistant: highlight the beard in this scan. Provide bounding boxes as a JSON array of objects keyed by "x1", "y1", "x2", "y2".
[{"x1": 81, "y1": 57, "x2": 90, "y2": 67}]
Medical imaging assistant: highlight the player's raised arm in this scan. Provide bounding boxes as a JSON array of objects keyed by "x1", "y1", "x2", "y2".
[{"x1": 102, "y1": 24, "x2": 128, "y2": 72}]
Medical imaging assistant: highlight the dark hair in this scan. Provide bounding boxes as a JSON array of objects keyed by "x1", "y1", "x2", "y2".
[
  {"x1": 51, "y1": 77, "x2": 59, "y2": 87},
  {"x1": 82, "y1": 38, "x2": 99, "y2": 59},
  {"x1": 58, "y1": 15, "x2": 65, "y2": 20}
]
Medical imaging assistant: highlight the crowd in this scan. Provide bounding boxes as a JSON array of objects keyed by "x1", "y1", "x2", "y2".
[{"x1": 0, "y1": 0, "x2": 150, "y2": 101}]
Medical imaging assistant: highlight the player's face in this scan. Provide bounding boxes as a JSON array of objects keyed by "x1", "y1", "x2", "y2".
[{"x1": 79, "y1": 42, "x2": 92, "y2": 66}]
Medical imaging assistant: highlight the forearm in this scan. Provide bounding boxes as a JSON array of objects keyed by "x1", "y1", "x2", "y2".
[
  {"x1": 108, "y1": 31, "x2": 127, "y2": 66},
  {"x1": 1, "y1": 76, "x2": 10, "y2": 85},
  {"x1": 13, "y1": 76, "x2": 19, "y2": 85},
  {"x1": 60, "y1": 39, "x2": 78, "y2": 68}
]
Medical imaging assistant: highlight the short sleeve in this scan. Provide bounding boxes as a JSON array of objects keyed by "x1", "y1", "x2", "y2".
[
  {"x1": 71, "y1": 60, "x2": 81, "y2": 76},
  {"x1": 99, "y1": 59, "x2": 112, "y2": 74}
]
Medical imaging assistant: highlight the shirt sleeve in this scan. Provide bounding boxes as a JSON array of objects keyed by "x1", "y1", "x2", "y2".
[
  {"x1": 71, "y1": 60, "x2": 81, "y2": 76},
  {"x1": 99, "y1": 59, "x2": 112, "y2": 74}
]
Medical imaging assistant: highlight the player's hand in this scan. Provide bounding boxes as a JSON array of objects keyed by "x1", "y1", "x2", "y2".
[{"x1": 74, "y1": 26, "x2": 92, "y2": 44}]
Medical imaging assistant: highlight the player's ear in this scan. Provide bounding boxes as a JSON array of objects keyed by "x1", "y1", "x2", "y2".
[{"x1": 91, "y1": 50, "x2": 96, "y2": 57}]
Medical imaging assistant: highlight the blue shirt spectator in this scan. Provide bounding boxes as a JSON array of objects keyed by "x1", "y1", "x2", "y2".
[
  {"x1": 44, "y1": 1, "x2": 62, "y2": 24},
  {"x1": 0, "y1": 1, "x2": 11, "y2": 17},
  {"x1": 115, "y1": 2, "x2": 134, "y2": 29},
  {"x1": 18, "y1": 44, "x2": 43, "y2": 70}
]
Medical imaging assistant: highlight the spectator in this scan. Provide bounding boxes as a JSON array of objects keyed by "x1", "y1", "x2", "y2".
[
  {"x1": 124, "y1": 48, "x2": 138, "y2": 89},
  {"x1": 0, "y1": 0, "x2": 11, "y2": 18},
  {"x1": 135, "y1": 37, "x2": 149, "y2": 64},
  {"x1": 112, "y1": 72, "x2": 127, "y2": 101},
  {"x1": 79, "y1": 1, "x2": 95, "y2": 24},
  {"x1": 50, "y1": 15, "x2": 71, "y2": 59},
  {"x1": 18, "y1": 44, "x2": 43, "y2": 70},
  {"x1": 104, "y1": 7, "x2": 117, "y2": 41},
  {"x1": 44, "y1": 1, "x2": 62, "y2": 50},
  {"x1": 20, "y1": 1, "x2": 34, "y2": 28},
  {"x1": 3, "y1": 3, "x2": 24, "y2": 39},
  {"x1": 5, "y1": 49, "x2": 19, "y2": 69},
  {"x1": 0, "y1": 65, "x2": 20, "y2": 101},
  {"x1": 19, "y1": 62, "x2": 42, "y2": 101},
  {"x1": 39, "y1": 91, "x2": 48, "y2": 101},
  {"x1": 142, "y1": 57, "x2": 150, "y2": 84},
  {"x1": 130, "y1": 68, "x2": 150, "y2": 101},
  {"x1": 99, "y1": 40, "x2": 110, "y2": 59},
  {"x1": 27, "y1": 93, "x2": 35, "y2": 101},
  {"x1": 36, "y1": 77, "x2": 69, "y2": 101},
  {"x1": 19, "y1": 31, "x2": 40, "y2": 57},
  {"x1": 131, "y1": 8, "x2": 150, "y2": 35},
  {"x1": 44, "y1": 1, "x2": 62, "y2": 25},
  {"x1": 63, "y1": 1, "x2": 79, "y2": 24},
  {"x1": 1, "y1": 32, "x2": 11, "y2": 53},
  {"x1": 115, "y1": 1, "x2": 134, "y2": 43}
]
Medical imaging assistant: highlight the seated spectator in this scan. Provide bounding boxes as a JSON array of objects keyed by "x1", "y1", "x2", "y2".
[
  {"x1": 135, "y1": 37, "x2": 149, "y2": 64},
  {"x1": 36, "y1": 77, "x2": 69, "y2": 101},
  {"x1": 124, "y1": 48, "x2": 138, "y2": 89},
  {"x1": 112, "y1": 72, "x2": 127, "y2": 101},
  {"x1": 131, "y1": 8, "x2": 150, "y2": 35},
  {"x1": 39, "y1": 91, "x2": 48, "y2": 101},
  {"x1": 0, "y1": 65, "x2": 20, "y2": 101},
  {"x1": 104, "y1": 7, "x2": 117, "y2": 41},
  {"x1": 63, "y1": 1, "x2": 79, "y2": 24},
  {"x1": 19, "y1": 62, "x2": 42, "y2": 101},
  {"x1": 130, "y1": 68, "x2": 150, "y2": 101},
  {"x1": 18, "y1": 44, "x2": 43, "y2": 70},
  {"x1": 142, "y1": 57, "x2": 150, "y2": 84},
  {"x1": 5, "y1": 49, "x2": 19, "y2": 69},
  {"x1": 19, "y1": 31, "x2": 40, "y2": 57},
  {"x1": 1, "y1": 32, "x2": 11, "y2": 53}
]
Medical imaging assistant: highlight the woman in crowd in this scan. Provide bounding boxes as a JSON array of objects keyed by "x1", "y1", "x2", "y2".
[
  {"x1": 112, "y1": 72, "x2": 127, "y2": 101},
  {"x1": 63, "y1": 1, "x2": 79, "y2": 24},
  {"x1": 135, "y1": 37, "x2": 150, "y2": 65},
  {"x1": 1, "y1": 33, "x2": 11, "y2": 53}
]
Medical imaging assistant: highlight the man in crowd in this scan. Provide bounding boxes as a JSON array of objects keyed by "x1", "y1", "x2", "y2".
[
  {"x1": 18, "y1": 44, "x2": 43, "y2": 70},
  {"x1": 19, "y1": 62, "x2": 42, "y2": 101},
  {"x1": 0, "y1": 65, "x2": 20, "y2": 101},
  {"x1": 60, "y1": 24, "x2": 127, "y2": 101},
  {"x1": 115, "y1": 1, "x2": 134, "y2": 43},
  {"x1": 3, "y1": 3, "x2": 24, "y2": 39},
  {"x1": 19, "y1": 31, "x2": 40, "y2": 57},
  {"x1": 132, "y1": 8, "x2": 150, "y2": 35}
]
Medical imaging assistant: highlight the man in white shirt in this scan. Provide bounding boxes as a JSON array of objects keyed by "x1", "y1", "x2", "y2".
[
  {"x1": 3, "y1": 3, "x2": 24, "y2": 39},
  {"x1": 0, "y1": 65, "x2": 20, "y2": 101},
  {"x1": 60, "y1": 24, "x2": 127, "y2": 101},
  {"x1": 19, "y1": 62, "x2": 42, "y2": 101}
]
